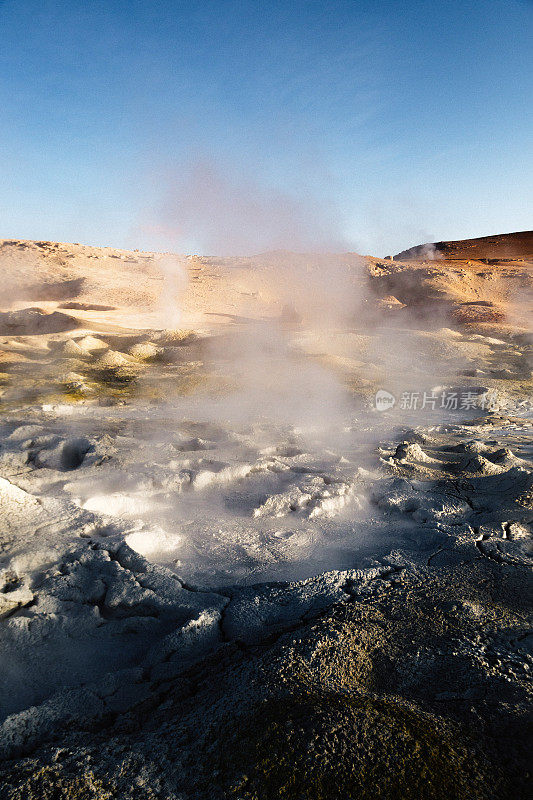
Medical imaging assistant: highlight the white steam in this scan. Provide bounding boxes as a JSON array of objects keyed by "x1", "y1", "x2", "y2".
[
  {"x1": 157, "y1": 254, "x2": 188, "y2": 329},
  {"x1": 155, "y1": 156, "x2": 349, "y2": 256}
]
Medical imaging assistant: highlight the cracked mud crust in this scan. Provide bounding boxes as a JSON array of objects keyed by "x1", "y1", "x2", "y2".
[{"x1": 1, "y1": 563, "x2": 531, "y2": 799}]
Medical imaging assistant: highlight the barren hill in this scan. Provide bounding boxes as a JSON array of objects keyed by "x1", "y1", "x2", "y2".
[{"x1": 393, "y1": 230, "x2": 533, "y2": 262}]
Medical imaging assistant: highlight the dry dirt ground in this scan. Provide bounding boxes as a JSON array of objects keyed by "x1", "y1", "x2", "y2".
[{"x1": 0, "y1": 237, "x2": 531, "y2": 799}]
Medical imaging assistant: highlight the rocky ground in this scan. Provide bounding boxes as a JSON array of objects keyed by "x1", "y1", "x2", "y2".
[{"x1": 0, "y1": 236, "x2": 531, "y2": 798}]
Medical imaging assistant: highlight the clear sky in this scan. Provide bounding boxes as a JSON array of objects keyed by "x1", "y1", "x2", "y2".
[{"x1": 0, "y1": 0, "x2": 532, "y2": 256}]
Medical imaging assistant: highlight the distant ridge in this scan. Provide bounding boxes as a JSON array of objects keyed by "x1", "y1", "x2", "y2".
[{"x1": 393, "y1": 230, "x2": 533, "y2": 262}]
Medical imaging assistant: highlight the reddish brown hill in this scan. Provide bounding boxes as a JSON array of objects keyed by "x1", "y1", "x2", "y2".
[{"x1": 393, "y1": 230, "x2": 533, "y2": 262}]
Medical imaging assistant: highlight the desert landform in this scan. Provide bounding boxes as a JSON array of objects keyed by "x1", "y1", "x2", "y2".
[
  {"x1": 0, "y1": 232, "x2": 531, "y2": 798},
  {"x1": 392, "y1": 230, "x2": 533, "y2": 263}
]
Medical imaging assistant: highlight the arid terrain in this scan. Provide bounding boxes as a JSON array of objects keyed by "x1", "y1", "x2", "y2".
[
  {"x1": 0, "y1": 234, "x2": 531, "y2": 799},
  {"x1": 392, "y1": 230, "x2": 533, "y2": 262}
]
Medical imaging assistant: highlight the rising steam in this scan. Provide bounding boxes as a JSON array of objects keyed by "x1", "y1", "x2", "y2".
[{"x1": 153, "y1": 156, "x2": 350, "y2": 256}]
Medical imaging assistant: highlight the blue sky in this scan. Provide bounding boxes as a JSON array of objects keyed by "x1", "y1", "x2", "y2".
[{"x1": 0, "y1": 0, "x2": 532, "y2": 255}]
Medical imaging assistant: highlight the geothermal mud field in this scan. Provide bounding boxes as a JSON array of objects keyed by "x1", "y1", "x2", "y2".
[{"x1": 0, "y1": 238, "x2": 531, "y2": 798}]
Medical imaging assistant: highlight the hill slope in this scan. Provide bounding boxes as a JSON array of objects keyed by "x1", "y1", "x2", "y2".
[{"x1": 393, "y1": 230, "x2": 533, "y2": 262}]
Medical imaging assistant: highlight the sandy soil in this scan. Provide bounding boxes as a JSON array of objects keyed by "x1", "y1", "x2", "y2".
[{"x1": 0, "y1": 237, "x2": 531, "y2": 798}]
